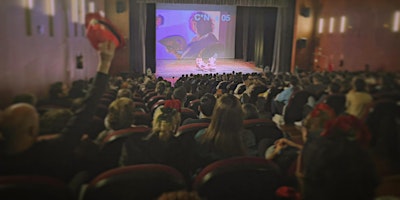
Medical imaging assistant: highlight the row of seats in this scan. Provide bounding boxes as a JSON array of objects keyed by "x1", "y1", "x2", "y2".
[
  {"x1": 0, "y1": 156, "x2": 282, "y2": 200},
  {"x1": 95, "y1": 118, "x2": 284, "y2": 173}
]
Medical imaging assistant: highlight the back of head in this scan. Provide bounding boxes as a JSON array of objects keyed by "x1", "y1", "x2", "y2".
[
  {"x1": 172, "y1": 86, "x2": 187, "y2": 105},
  {"x1": 301, "y1": 114, "x2": 377, "y2": 199},
  {"x1": 328, "y1": 81, "x2": 341, "y2": 94},
  {"x1": 353, "y1": 77, "x2": 366, "y2": 92},
  {"x1": 155, "y1": 81, "x2": 167, "y2": 95},
  {"x1": 302, "y1": 103, "x2": 336, "y2": 142},
  {"x1": 69, "y1": 80, "x2": 87, "y2": 98},
  {"x1": 302, "y1": 136, "x2": 378, "y2": 200},
  {"x1": 242, "y1": 103, "x2": 259, "y2": 120},
  {"x1": 49, "y1": 82, "x2": 64, "y2": 99},
  {"x1": 289, "y1": 76, "x2": 299, "y2": 87},
  {"x1": 144, "y1": 80, "x2": 156, "y2": 91},
  {"x1": 367, "y1": 100, "x2": 400, "y2": 168},
  {"x1": 39, "y1": 108, "x2": 73, "y2": 135},
  {"x1": 117, "y1": 88, "x2": 132, "y2": 99},
  {"x1": 151, "y1": 107, "x2": 180, "y2": 141},
  {"x1": 203, "y1": 93, "x2": 245, "y2": 156},
  {"x1": 107, "y1": 97, "x2": 135, "y2": 130},
  {"x1": 0, "y1": 103, "x2": 39, "y2": 154},
  {"x1": 199, "y1": 93, "x2": 216, "y2": 117}
]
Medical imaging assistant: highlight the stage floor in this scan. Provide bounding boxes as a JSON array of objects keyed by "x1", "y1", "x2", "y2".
[{"x1": 155, "y1": 59, "x2": 263, "y2": 79}]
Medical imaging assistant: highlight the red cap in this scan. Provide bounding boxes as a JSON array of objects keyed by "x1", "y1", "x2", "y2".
[{"x1": 85, "y1": 12, "x2": 125, "y2": 50}]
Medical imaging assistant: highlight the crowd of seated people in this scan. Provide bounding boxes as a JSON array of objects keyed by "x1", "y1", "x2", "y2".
[{"x1": 1, "y1": 42, "x2": 400, "y2": 199}]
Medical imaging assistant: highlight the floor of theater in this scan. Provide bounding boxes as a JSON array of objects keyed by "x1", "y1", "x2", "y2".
[{"x1": 155, "y1": 59, "x2": 263, "y2": 84}]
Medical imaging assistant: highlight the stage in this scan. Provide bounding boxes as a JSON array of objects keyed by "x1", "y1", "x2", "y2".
[{"x1": 155, "y1": 59, "x2": 263, "y2": 79}]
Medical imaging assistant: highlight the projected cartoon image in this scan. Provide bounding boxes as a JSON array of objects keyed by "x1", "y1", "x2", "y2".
[{"x1": 156, "y1": 6, "x2": 235, "y2": 61}]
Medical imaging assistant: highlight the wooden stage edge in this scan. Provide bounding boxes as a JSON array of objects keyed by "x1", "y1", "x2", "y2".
[{"x1": 155, "y1": 59, "x2": 263, "y2": 80}]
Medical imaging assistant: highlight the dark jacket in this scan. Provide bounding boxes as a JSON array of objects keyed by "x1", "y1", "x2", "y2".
[{"x1": 0, "y1": 72, "x2": 109, "y2": 182}]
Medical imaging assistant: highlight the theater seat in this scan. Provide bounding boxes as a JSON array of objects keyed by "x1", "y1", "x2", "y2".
[
  {"x1": 133, "y1": 102, "x2": 149, "y2": 113},
  {"x1": 0, "y1": 175, "x2": 72, "y2": 200},
  {"x1": 176, "y1": 122, "x2": 210, "y2": 179},
  {"x1": 146, "y1": 95, "x2": 166, "y2": 110},
  {"x1": 151, "y1": 99, "x2": 166, "y2": 115},
  {"x1": 176, "y1": 122, "x2": 210, "y2": 137},
  {"x1": 180, "y1": 108, "x2": 198, "y2": 125},
  {"x1": 193, "y1": 156, "x2": 282, "y2": 200},
  {"x1": 133, "y1": 111, "x2": 152, "y2": 126},
  {"x1": 86, "y1": 116, "x2": 106, "y2": 139},
  {"x1": 80, "y1": 164, "x2": 187, "y2": 200},
  {"x1": 243, "y1": 118, "x2": 284, "y2": 156},
  {"x1": 94, "y1": 104, "x2": 109, "y2": 119},
  {"x1": 97, "y1": 126, "x2": 151, "y2": 171},
  {"x1": 131, "y1": 96, "x2": 144, "y2": 103},
  {"x1": 143, "y1": 91, "x2": 157, "y2": 102}
]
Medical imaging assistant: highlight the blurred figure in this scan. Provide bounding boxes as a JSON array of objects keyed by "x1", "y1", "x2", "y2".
[
  {"x1": 39, "y1": 108, "x2": 73, "y2": 135},
  {"x1": 12, "y1": 93, "x2": 37, "y2": 106},
  {"x1": 300, "y1": 133, "x2": 378, "y2": 200},
  {"x1": 116, "y1": 88, "x2": 132, "y2": 99},
  {"x1": 345, "y1": 77, "x2": 372, "y2": 118},
  {"x1": 95, "y1": 97, "x2": 136, "y2": 144},
  {"x1": 120, "y1": 105, "x2": 181, "y2": 166},
  {"x1": 182, "y1": 93, "x2": 216, "y2": 125},
  {"x1": 37, "y1": 81, "x2": 72, "y2": 108},
  {"x1": 0, "y1": 40, "x2": 116, "y2": 182},
  {"x1": 194, "y1": 94, "x2": 257, "y2": 168},
  {"x1": 242, "y1": 103, "x2": 260, "y2": 120}
]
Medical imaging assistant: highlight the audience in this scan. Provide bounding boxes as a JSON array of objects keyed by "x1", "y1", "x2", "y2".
[
  {"x1": 2, "y1": 58, "x2": 400, "y2": 199},
  {"x1": 0, "y1": 40, "x2": 116, "y2": 182}
]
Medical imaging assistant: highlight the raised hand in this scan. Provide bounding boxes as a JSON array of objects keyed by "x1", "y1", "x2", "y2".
[{"x1": 97, "y1": 40, "x2": 116, "y2": 74}]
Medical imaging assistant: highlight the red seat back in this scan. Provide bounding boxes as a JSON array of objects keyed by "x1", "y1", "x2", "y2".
[
  {"x1": 180, "y1": 108, "x2": 198, "y2": 125},
  {"x1": 0, "y1": 175, "x2": 72, "y2": 200},
  {"x1": 82, "y1": 164, "x2": 186, "y2": 200},
  {"x1": 98, "y1": 126, "x2": 151, "y2": 171},
  {"x1": 243, "y1": 118, "x2": 284, "y2": 156},
  {"x1": 193, "y1": 156, "x2": 282, "y2": 200}
]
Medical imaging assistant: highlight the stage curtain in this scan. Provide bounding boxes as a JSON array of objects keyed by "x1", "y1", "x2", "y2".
[
  {"x1": 145, "y1": 4, "x2": 156, "y2": 73},
  {"x1": 235, "y1": 7, "x2": 277, "y2": 69},
  {"x1": 271, "y1": 5, "x2": 295, "y2": 73},
  {"x1": 129, "y1": 0, "x2": 148, "y2": 73}
]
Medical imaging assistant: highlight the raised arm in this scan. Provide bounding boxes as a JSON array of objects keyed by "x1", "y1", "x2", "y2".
[{"x1": 60, "y1": 41, "x2": 116, "y2": 145}]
